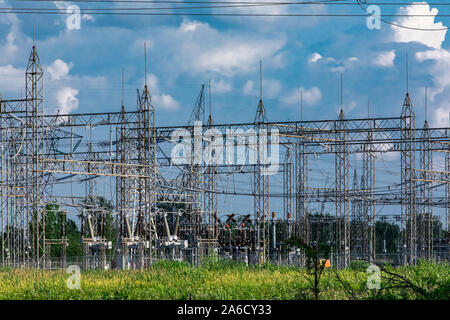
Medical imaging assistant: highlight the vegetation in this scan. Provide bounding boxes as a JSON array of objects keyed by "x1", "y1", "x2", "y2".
[
  {"x1": 0, "y1": 260, "x2": 447, "y2": 300},
  {"x1": 284, "y1": 235, "x2": 332, "y2": 300}
]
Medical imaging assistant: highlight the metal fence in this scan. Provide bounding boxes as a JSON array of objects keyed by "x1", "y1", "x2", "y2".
[{"x1": 1, "y1": 251, "x2": 448, "y2": 270}]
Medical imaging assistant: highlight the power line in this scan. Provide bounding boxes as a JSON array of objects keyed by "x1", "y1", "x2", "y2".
[
  {"x1": 2, "y1": 10, "x2": 450, "y2": 17},
  {"x1": 12, "y1": 0, "x2": 450, "y2": 4},
  {"x1": 14, "y1": 0, "x2": 350, "y2": 4}
]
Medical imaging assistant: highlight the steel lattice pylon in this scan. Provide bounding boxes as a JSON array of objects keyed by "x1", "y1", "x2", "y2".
[
  {"x1": 204, "y1": 111, "x2": 218, "y2": 242},
  {"x1": 254, "y1": 98, "x2": 269, "y2": 264},
  {"x1": 363, "y1": 128, "x2": 376, "y2": 261},
  {"x1": 24, "y1": 45, "x2": 46, "y2": 268},
  {"x1": 283, "y1": 148, "x2": 294, "y2": 225},
  {"x1": 419, "y1": 120, "x2": 433, "y2": 260},
  {"x1": 335, "y1": 109, "x2": 350, "y2": 268},
  {"x1": 1, "y1": 45, "x2": 449, "y2": 269},
  {"x1": 446, "y1": 151, "x2": 449, "y2": 244},
  {"x1": 295, "y1": 127, "x2": 309, "y2": 266},
  {"x1": 351, "y1": 169, "x2": 363, "y2": 259},
  {"x1": 401, "y1": 92, "x2": 417, "y2": 265}
]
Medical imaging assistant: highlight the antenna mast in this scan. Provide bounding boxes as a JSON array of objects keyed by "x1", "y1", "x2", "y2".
[
  {"x1": 121, "y1": 67, "x2": 124, "y2": 107},
  {"x1": 259, "y1": 60, "x2": 262, "y2": 102},
  {"x1": 340, "y1": 72, "x2": 343, "y2": 112},
  {"x1": 144, "y1": 42, "x2": 148, "y2": 89},
  {"x1": 406, "y1": 51, "x2": 409, "y2": 93}
]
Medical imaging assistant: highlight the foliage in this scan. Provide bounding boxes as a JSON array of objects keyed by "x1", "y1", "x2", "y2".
[
  {"x1": 375, "y1": 221, "x2": 401, "y2": 254},
  {"x1": 0, "y1": 261, "x2": 447, "y2": 300},
  {"x1": 45, "y1": 202, "x2": 82, "y2": 257},
  {"x1": 284, "y1": 235, "x2": 332, "y2": 300},
  {"x1": 349, "y1": 260, "x2": 370, "y2": 272}
]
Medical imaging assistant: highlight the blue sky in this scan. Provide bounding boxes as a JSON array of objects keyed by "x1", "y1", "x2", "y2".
[
  {"x1": 1, "y1": 1, "x2": 449, "y2": 127},
  {"x1": 1, "y1": 1, "x2": 449, "y2": 221}
]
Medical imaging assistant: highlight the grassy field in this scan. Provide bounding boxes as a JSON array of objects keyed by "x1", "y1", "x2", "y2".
[{"x1": 0, "y1": 260, "x2": 448, "y2": 300}]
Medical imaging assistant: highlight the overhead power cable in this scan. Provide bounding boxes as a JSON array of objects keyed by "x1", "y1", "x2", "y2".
[{"x1": 2, "y1": 10, "x2": 450, "y2": 17}]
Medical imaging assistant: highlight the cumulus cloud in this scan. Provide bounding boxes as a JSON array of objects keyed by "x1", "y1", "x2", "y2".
[
  {"x1": 391, "y1": 2, "x2": 447, "y2": 49},
  {"x1": 194, "y1": 40, "x2": 286, "y2": 76},
  {"x1": 213, "y1": 79, "x2": 232, "y2": 94},
  {"x1": 179, "y1": 20, "x2": 207, "y2": 32},
  {"x1": 281, "y1": 86, "x2": 322, "y2": 106},
  {"x1": 374, "y1": 50, "x2": 396, "y2": 67},
  {"x1": 397, "y1": 2, "x2": 450, "y2": 127},
  {"x1": 147, "y1": 73, "x2": 180, "y2": 111},
  {"x1": 314, "y1": 54, "x2": 359, "y2": 73},
  {"x1": 308, "y1": 52, "x2": 322, "y2": 64},
  {"x1": 0, "y1": 4, "x2": 24, "y2": 66},
  {"x1": 56, "y1": 87, "x2": 79, "y2": 115},
  {"x1": 47, "y1": 59, "x2": 72, "y2": 80},
  {"x1": 432, "y1": 105, "x2": 450, "y2": 127},
  {"x1": 153, "y1": 94, "x2": 179, "y2": 112},
  {"x1": 416, "y1": 49, "x2": 450, "y2": 100},
  {"x1": 0, "y1": 64, "x2": 25, "y2": 97},
  {"x1": 144, "y1": 20, "x2": 286, "y2": 77}
]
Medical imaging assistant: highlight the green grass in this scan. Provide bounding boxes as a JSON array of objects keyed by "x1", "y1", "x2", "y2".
[{"x1": 0, "y1": 260, "x2": 448, "y2": 300}]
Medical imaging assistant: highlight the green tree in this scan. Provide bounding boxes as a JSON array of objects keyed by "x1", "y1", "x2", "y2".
[
  {"x1": 43, "y1": 202, "x2": 82, "y2": 257},
  {"x1": 375, "y1": 221, "x2": 400, "y2": 254}
]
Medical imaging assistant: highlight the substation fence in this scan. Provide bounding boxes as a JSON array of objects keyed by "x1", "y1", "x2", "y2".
[{"x1": 1, "y1": 252, "x2": 448, "y2": 270}]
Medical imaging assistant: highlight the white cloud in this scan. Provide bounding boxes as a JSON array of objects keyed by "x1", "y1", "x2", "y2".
[
  {"x1": 282, "y1": 86, "x2": 322, "y2": 106},
  {"x1": 153, "y1": 94, "x2": 179, "y2": 112},
  {"x1": 179, "y1": 20, "x2": 207, "y2": 32},
  {"x1": 147, "y1": 73, "x2": 180, "y2": 111},
  {"x1": 433, "y1": 105, "x2": 450, "y2": 127},
  {"x1": 316, "y1": 54, "x2": 359, "y2": 73},
  {"x1": 0, "y1": 4, "x2": 23, "y2": 65},
  {"x1": 194, "y1": 40, "x2": 285, "y2": 76},
  {"x1": 213, "y1": 79, "x2": 232, "y2": 93},
  {"x1": 144, "y1": 20, "x2": 286, "y2": 77},
  {"x1": 391, "y1": 2, "x2": 447, "y2": 49},
  {"x1": 56, "y1": 87, "x2": 79, "y2": 115},
  {"x1": 374, "y1": 50, "x2": 396, "y2": 67},
  {"x1": 308, "y1": 52, "x2": 322, "y2": 64},
  {"x1": 416, "y1": 48, "x2": 450, "y2": 100},
  {"x1": 47, "y1": 59, "x2": 72, "y2": 80},
  {"x1": 0, "y1": 64, "x2": 25, "y2": 97}
]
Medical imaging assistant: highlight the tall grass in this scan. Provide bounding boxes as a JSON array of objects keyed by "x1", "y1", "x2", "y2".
[{"x1": 0, "y1": 261, "x2": 448, "y2": 300}]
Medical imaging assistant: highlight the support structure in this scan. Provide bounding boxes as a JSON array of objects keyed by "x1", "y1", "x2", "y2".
[
  {"x1": 335, "y1": 109, "x2": 350, "y2": 268},
  {"x1": 419, "y1": 119, "x2": 433, "y2": 260},
  {"x1": 401, "y1": 92, "x2": 417, "y2": 265},
  {"x1": 0, "y1": 45, "x2": 449, "y2": 269},
  {"x1": 254, "y1": 99, "x2": 269, "y2": 264}
]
